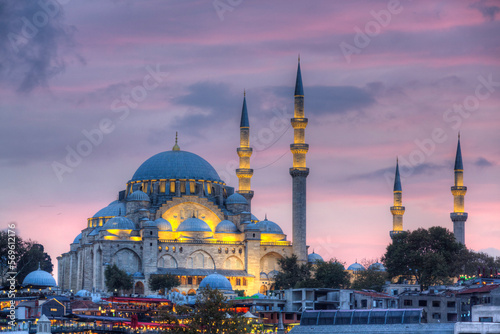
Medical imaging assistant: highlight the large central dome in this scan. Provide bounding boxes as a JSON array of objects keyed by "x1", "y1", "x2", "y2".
[{"x1": 131, "y1": 150, "x2": 223, "y2": 183}]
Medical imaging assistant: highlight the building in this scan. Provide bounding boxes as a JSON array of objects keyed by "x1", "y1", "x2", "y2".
[
  {"x1": 456, "y1": 284, "x2": 500, "y2": 322},
  {"x1": 454, "y1": 305, "x2": 500, "y2": 334},
  {"x1": 58, "y1": 60, "x2": 314, "y2": 296},
  {"x1": 399, "y1": 288, "x2": 459, "y2": 323}
]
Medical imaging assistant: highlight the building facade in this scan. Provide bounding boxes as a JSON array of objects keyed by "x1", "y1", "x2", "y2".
[{"x1": 57, "y1": 61, "x2": 311, "y2": 296}]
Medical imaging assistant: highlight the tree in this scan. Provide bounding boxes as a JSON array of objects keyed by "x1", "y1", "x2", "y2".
[
  {"x1": 460, "y1": 249, "x2": 499, "y2": 277},
  {"x1": 189, "y1": 286, "x2": 252, "y2": 334},
  {"x1": 381, "y1": 226, "x2": 465, "y2": 290},
  {"x1": 104, "y1": 264, "x2": 132, "y2": 294},
  {"x1": 351, "y1": 269, "x2": 387, "y2": 292},
  {"x1": 314, "y1": 259, "x2": 351, "y2": 289},
  {"x1": 273, "y1": 254, "x2": 313, "y2": 290},
  {"x1": 16, "y1": 243, "x2": 53, "y2": 283},
  {"x1": 148, "y1": 274, "x2": 180, "y2": 295}
]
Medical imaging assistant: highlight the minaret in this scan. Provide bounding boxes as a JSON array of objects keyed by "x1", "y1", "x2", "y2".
[
  {"x1": 390, "y1": 158, "x2": 405, "y2": 239},
  {"x1": 236, "y1": 91, "x2": 254, "y2": 209},
  {"x1": 290, "y1": 57, "x2": 309, "y2": 264},
  {"x1": 451, "y1": 133, "x2": 467, "y2": 244}
]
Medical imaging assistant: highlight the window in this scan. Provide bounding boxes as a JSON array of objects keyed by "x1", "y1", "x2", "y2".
[
  {"x1": 479, "y1": 317, "x2": 493, "y2": 322},
  {"x1": 285, "y1": 313, "x2": 294, "y2": 320},
  {"x1": 243, "y1": 278, "x2": 247, "y2": 286},
  {"x1": 404, "y1": 299, "x2": 413, "y2": 306},
  {"x1": 447, "y1": 301, "x2": 455, "y2": 308},
  {"x1": 418, "y1": 300, "x2": 427, "y2": 307},
  {"x1": 187, "y1": 277, "x2": 192, "y2": 285},
  {"x1": 150, "y1": 231, "x2": 153, "y2": 235},
  {"x1": 236, "y1": 278, "x2": 241, "y2": 286},
  {"x1": 432, "y1": 313, "x2": 441, "y2": 320},
  {"x1": 361, "y1": 300, "x2": 367, "y2": 308},
  {"x1": 432, "y1": 301, "x2": 440, "y2": 307}
]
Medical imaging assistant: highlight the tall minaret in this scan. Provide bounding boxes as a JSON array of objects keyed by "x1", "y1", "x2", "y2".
[
  {"x1": 290, "y1": 57, "x2": 309, "y2": 264},
  {"x1": 451, "y1": 133, "x2": 467, "y2": 244},
  {"x1": 390, "y1": 159, "x2": 405, "y2": 239},
  {"x1": 236, "y1": 91, "x2": 254, "y2": 209}
]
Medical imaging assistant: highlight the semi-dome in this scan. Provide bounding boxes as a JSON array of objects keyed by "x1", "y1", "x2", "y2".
[
  {"x1": 215, "y1": 220, "x2": 238, "y2": 233},
  {"x1": 225, "y1": 193, "x2": 247, "y2": 205},
  {"x1": 308, "y1": 252, "x2": 324, "y2": 263},
  {"x1": 103, "y1": 216, "x2": 136, "y2": 230},
  {"x1": 127, "y1": 190, "x2": 150, "y2": 202},
  {"x1": 93, "y1": 201, "x2": 126, "y2": 218},
  {"x1": 155, "y1": 218, "x2": 172, "y2": 231},
  {"x1": 257, "y1": 218, "x2": 283, "y2": 234},
  {"x1": 177, "y1": 217, "x2": 211, "y2": 232},
  {"x1": 369, "y1": 262, "x2": 386, "y2": 271},
  {"x1": 348, "y1": 262, "x2": 365, "y2": 271},
  {"x1": 130, "y1": 150, "x2": 223, "y2": 183},
  {"x1": 22, "y1": 267, "x2": 57, "y2": 287},
  {"x1": 199, "y1": 273, "x2": 232, "y2": 291},
  {"x1": 73, "y1": 233, "x2": 82, "y2": 244}
]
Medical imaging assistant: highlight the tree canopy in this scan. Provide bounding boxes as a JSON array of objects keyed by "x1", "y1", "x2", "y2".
[
  {"x1": 104, "y1": 264, "x2": 133, "y2": 293},
  {"x1": 148, "y1": 274, "x2": 180, "y2": 295},
  {"x1": 314, "y1": 260, "x2": 351, "y2": 289},
  {"x1": 381, "y1": 226, "x2": 465, "y2": 289},
  {"x1": 273, "y1": 254, "x2": 313, "y2": 290}
]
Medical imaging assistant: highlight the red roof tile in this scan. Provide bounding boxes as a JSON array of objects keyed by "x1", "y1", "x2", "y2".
[
  {"x1": 457, "y1": 284, "x2": 500, "y2": 295},
  {"x1": 354, "y1": 291, "x2": 397, "y2": 299}
]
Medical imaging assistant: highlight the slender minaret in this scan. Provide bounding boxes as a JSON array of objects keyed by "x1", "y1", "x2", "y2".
[
  {"x1": 290, "y1": 57, "x2": 309, "y2": 264},
  {"x1": 451, "y1": 133, "x2": 467, "y2": 244},
  {"x1": 390, "y1": 158, "x2": 405, "y2": 239},
  {"x1": 236, "y1": 91, "x2": 254, "y2": 209}
]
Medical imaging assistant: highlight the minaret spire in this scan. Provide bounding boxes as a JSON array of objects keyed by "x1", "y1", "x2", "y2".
[
  {"x1": 390, "y1": 158, "x2": 405, "y2": 239},
  {"x1": 290, "y1": 58, "x2": 309, "y2": 264},
  {"x1": 451, "y1": 133, "x2": 467, "y2": 244},
  {"x1": 236, "y1": 91, "x2": 254, "y2": 210}
]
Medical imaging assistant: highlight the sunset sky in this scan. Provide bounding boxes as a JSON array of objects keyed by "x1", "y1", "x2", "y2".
[{"x1": 1, "y1": 0, "x2": 499, "y2": 282}]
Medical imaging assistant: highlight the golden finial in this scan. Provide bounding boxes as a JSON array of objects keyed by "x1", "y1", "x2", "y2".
[{"x1": 172, "y1": 131, "x2": 180, "y2": 151}]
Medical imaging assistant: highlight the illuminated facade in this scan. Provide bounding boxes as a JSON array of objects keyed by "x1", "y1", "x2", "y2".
[{"x1": 57, "y1": 62, "x2": 309, "y2": 296}]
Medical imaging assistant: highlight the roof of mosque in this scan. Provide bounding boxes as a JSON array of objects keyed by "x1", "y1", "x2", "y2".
[
  {"x1": 130, "y1": 150, "x2": 222, "y2": 183},
  {"x1": 103, "y1": 216, "x2": 136, "y2": 230},
  {"x1": 127, "y1": 190, "x2": 150, "y2": 202},
  {"x1": 199, "y1": 273, "x2": 233, "y2": 291},
  {"x1": 225, "y1": 193, "x2": 248, "y2": 205},
  {"x1": 369, "y1": 262, "x2": 386, "y2": 271},
  {"x1": 93, "y1": 201, "x2": 126, "y2": 218},
  {"x1": 73, "y1": 233, "x2": 82, "y2": 244},
  {"x1": 22, "y1": 267, "x2": 57, "y2": 287},
  {"x1": 155, "y1": 218, "x2": 173, "y2": 231},
  {"x1": 348, "y1": 262, "x2": 366, "y2": 271},
  {"x1": 177, "y1": 217, "x2": 211, "y2": 232},
  {"x1": 308, "y1": 252, "x2": 324, "y2": 263},
  {"x1": 257, "y1": 218, "x2": 283, "y2": 234},
  {"x1": 215, "y1": 220, "x2": 239, "y2": 233}
]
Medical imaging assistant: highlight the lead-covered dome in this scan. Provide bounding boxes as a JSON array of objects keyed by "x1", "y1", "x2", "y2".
[
  {"x1": 23, "y1": 268, "x2": 57, "y2": 287},
  {"x1": 130, "y1": 151, "x2": 223, "y2": 183},
  {"x1": 103, "y1": 216, "x2": 136, "y2": 230},
  {"x1": 199, "y1": 273, "x2": 232, "y2": 291},
  {"x1": 73, "y1": 233, "x2": 82, "y2": 244},
  {"x1": 127, "y1": 190, "x2": 150, "y2": 202},
  {"x1": 215, "y1": 220, "x2": 238, "y2": 233},
  {"x1": 225, "y1": 193, "x2": 247, "y2": 205},
  {"x1": 308, "y1": 252, "x2": 324, "y2": 263},
  {"x1": 155, "y1": 218, "x2": 173, "y2": 231},
  {"x1": 348, "y1": 262, "x2": 365, "y2": 271},
  {"x1": 93, "y1": 201, "x2": 126, "y2": 218},
  {"x1": 177, "y1": 217, "x2": 211, "y2": 232},
  {"x1": 257, "y1": 218, "x2": 283, "y2": 234},
  {"x1": 369, "y1": 262, "x2": 386, "y2": 271}
]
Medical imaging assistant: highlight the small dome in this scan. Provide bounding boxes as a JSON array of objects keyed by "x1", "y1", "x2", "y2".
[
  {"x1": 260, "y1": 272, "x2": 268, "y2": 280},
  {"x1": 103, "y1": 216, "x2": 136, "y2": 230},
  {"x1": 348, "y1": 262, "x2": 365, "y2": 271},
  {"x1": 257, "y1": 218, "x2": 283, "y2": 234},
  {"x1": 93, "y1": 201, "x2": 126, "y2": 218},
  {"x1": 142, "y1": 219, "x2": 156, "y2": 228},
  {"x1": 155, "y1": 218, "x2": 172, "y2": 231},
  {"x1": 199, "y1": 273, "x2": 232, "y2": 291},
  {"x1": 22, "y1": 267, "x2": 56, "y2": 287},
  {"x1": 268, "y1": 270, "x2": 280, "y2": 279},
  {"x1": 369, "y1": 262, "x2": 386, "y2": 271},
  {"x1": 133, "y1": 272, "x2": 145, "y2": 278},
  {"x1": 73, "y1": 233, "x2": 82, "y2": 244},
  {"x1": 244, "y1": 223, "x2": 260, "y2": 232},
  {"x1": 127, "y1": 190, "x2": 150, "y2": 202},
  {"x1": 308, "y1": 252, "x2": 324, "y2": 263},
  {"x1": 215, "y1": 220, "x2": 238, "y2": 233},
  {"x1": 76, "y1": 289, "x2": 91, "y2": 297},
  {"x1": 177, "y1": 217, "x2": 211, "y2": 232},
  {"x1": 225, "y1": 193, "x2": 248, "y2": 205}
]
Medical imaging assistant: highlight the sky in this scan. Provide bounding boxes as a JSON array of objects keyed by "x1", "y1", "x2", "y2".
[{"x1": 1, "y1": 0, "x2": 499, "y2": 282}]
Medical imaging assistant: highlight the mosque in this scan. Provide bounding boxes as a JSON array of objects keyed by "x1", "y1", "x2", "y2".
[{"x1": 57, "y1": 60, "x2": 317, "y2": 296}]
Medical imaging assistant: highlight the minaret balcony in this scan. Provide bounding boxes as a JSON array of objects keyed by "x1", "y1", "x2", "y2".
[
  {"x1": 291, "y1": 118, "x2": 308, "y2": 129},
  {"x1": 290, "y1": 143, "x2": 309, "y2": 155},
  {"x1": 390, "y1": 230, "x2": 403, "y2": 238},
  {"x1": 450, "y1": 212, "x2": 468, "y2": 222},
  {"x1": 451, "y1": 186, "x2": 467, "y2": 196},
  {"x1": 390, "y1": 206, "x2": 405, "y2": 215},
  {"x1": 289, "y1": 167, "x2": 309, "y2": 177},
  {"x1": 237, "y1": 147, "x2": 253, "y2": 157},
  {"x1": 236, "y1": 169, "x2": 254, "y2": 177}
]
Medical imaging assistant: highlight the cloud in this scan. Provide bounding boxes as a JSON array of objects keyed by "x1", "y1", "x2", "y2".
[
  {"x1": 470, "y1": 0, "x2": 500, "y2": 21},
  {"x1": 474, "y1": 157, "x2": 494, "y2": 167},
  {"x1": 0, "y1": 1, "x2": 82, "y2": 93}
]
